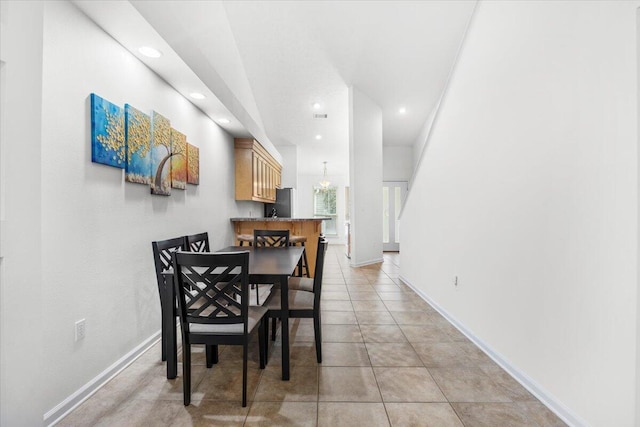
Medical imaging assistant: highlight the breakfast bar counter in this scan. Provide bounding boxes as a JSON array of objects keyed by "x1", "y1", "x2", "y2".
[{"x1": 230, "y1": 217, "x2": 329, "y2": 276}]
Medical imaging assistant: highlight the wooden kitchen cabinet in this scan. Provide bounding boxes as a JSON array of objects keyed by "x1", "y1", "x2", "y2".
[{"x1": 235, "y1": 138, "x2": 282, "y2": 203}]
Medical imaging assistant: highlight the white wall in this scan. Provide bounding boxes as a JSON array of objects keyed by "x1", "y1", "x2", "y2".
[
  {"x1": 0, "y1": 2, "x2": 45, "y2": 426},
  {"x1": 349, "y1": 87, "x2": 383, "y2": 266},
  {"x1": 401, "y1": 2, "x2": 638, "y2": 426},
  {"x1": 412, "y1": 108, "x2": 436, "y2": 172},
  {"x1": 278, "y1": 145, "x2": 299, "y2": 190},
  {"x1": 637, "y1": 9, "x2": 640, "y2": 424},
  {"x1": 130, "y1": 0, "x2": 282, "y2": 166},
  {"x1": 382, "y1": 146, "x2": 412, "y2": 183},
  {"x1": 0, "y1": 1, "x2": 262, "y2": 423}
]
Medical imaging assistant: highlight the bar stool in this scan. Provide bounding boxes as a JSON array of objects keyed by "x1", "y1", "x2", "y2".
[
  {"x1": 237, "y1": 234, "x2": 253, "y2": 246},
  {"x1": 289, "y1": 235, "x2": 310, "y2": 278}
]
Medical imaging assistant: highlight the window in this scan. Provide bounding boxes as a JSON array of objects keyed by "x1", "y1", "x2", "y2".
[{"x1": 313, "y1": 186, "x2": 337, "y2": 235}]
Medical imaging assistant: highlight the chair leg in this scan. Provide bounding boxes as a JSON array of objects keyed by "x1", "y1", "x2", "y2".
[
  {"x1": 271, "y1": 317, "x2": 278, "y2": 341},
  {"x1": 258, "y1": 321, "x2": 266, "y2": 369},
  {"x1": 263, "y1": 319, "x2": 270, "y2": 363},
  {"x1": 256, "y1": 284, "x2": 260, "y2": 305},
  {"x1": 302, "y1": 245, "x2": 310, "y2": 278},
  {"x1": 242, "y1": 340, "x2": 248, "y2": 407},
  {"x1": 314, "y1": 312, "x2": 322, "y2": 363},
  {"x1": 161, "y1": 323, "x2": 167, "y2": 362},
  {"x1": 159, "y1": 299, "x2": 167, "y2": 361},
  {"x1": 205, "y1": 344, "x2": 218, "y2": 368},
  {"x1": 296, "y1": 256, "x2": 303, "y2": 277},
  {"x1": 183, "y1": 343, "x2": 191, "y2": 406}
]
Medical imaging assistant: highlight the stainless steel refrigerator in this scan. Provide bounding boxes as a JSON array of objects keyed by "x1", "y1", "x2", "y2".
[{"x1": 264, "y1": 187, "x2": 296, "y2": 218}]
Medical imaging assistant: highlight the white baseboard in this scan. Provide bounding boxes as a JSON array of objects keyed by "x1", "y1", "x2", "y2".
[
  {"x1": 398, "y1": 275, "x2": 587, "y2": 427},
  {"x1": 44, "y1": 331, "x2": 161, "y2": 427},
  {"x1": 351, "y1": 257, "x2": 384, "y2": 267}
]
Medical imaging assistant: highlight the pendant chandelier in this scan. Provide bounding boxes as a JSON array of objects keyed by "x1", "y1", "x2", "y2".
[{"x1": 319, "y1": 161, "x2": 330, "y2": 189}]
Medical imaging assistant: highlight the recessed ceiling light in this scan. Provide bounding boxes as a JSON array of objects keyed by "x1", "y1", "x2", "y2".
[
  {"x1": 312, "y1": 102, "x2": 321, "y2": 110},
  {"x1": 190, "y1": 92, "x2": 205, "y2": 100},
  {"x1": 315, "y1": 135, "x2": 322, "y2": 140},
  {"x1": 398, "y1": 107, "x2": 407, "y2": 114},
  {"x1": 138, "y1": 46, "x2": 162, "y2": 58},
  {"x1": 218, "y1": 118, "x2": 231, "y2": 124}
]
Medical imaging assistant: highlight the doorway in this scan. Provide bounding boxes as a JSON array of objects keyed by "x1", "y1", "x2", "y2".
[{"x1": 382, "y1": 181, "x2": 407, "y2": 251}]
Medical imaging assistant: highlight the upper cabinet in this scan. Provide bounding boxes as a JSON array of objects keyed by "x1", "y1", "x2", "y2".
[{"x1": 234, "y1": 138, "x2": 282, "y2": 203}]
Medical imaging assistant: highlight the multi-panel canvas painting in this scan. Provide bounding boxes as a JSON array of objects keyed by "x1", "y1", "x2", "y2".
[
  {"x1": 150, "y1": 111, "x2": 172, "y2": 196},
  {"x1": 124, "y1": 104, "x2": 151, "y2": 184},
  {"x1": 91, "y1": 93, "x2": 125, "y2": 168},
  {"x1": 187, "y1": 143, "x2": 200, "y2": 185},
  {"x1": 90, "y1": 94, "x2": 200, "y2": 196},
  {"x1": 171, "y1": 128, "x2": 187, "y2": 190}
]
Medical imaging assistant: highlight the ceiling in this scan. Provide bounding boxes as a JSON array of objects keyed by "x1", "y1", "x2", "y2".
[{"x1": 74, "y1": 0, "x2": 476, "y2": 177}]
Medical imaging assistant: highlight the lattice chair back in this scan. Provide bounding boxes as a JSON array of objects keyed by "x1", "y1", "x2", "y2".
[
  {"x1": 186, "y1": 232, "x2": 210, "y2": 253},
  {"x1": 253, "y1": 229, "x2": 290, "y2": 247},
  {"x1": 172, "y1": 251, "x2": 250, "y2": 336},
  {"x1": 152, "y1": 236, "x2": 188, "y2": 363},
  {"x1": 152, "y1": 236, "x2": 188, "y2": 295}
]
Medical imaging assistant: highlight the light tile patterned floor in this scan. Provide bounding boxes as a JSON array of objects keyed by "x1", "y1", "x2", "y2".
[{"x1": 58, "y1": 247, "x2": 566, "y2": 426}]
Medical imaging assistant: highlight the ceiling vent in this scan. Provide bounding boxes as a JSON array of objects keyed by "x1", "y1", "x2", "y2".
[{"x1": 313, "y1": 113, "x2": 328, "y2": 119}]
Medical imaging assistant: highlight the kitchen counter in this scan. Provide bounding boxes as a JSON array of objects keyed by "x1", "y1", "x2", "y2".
[
  {"x1": 230, "y1": 217, "x2": 330, "y2": 222},
  {"x1": 230, "y1": 217, "x2": 329, "y2": 277}
]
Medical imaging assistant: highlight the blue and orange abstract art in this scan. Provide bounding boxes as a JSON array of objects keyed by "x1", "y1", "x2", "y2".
[
  {"x1": 171, "y1": 128, "x2": 187, "y2": 190},
  {"x1": 150, "y1": 111, "x2": 172, "y2": 196},
  {"x1": 124, "y1": 104, "x2": 151, "y2": 184},
  {"x1": 187, "y1": 143, "x2": 200, "y2": 185},
  {"x1": 91, "y1": 93, "x2": 125, "y2": 168}
]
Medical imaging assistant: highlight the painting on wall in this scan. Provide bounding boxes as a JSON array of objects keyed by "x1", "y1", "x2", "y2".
[
  {"x1": 150, "y1": 111, "x2": 172, "y2": 196},
  {"x1": 187, "y1": 143, "x2": 200, "y2": 185},
  {"x1": 90, "y1": 94, "x2": 201, "y2": 196},
  {"x1": 171, "y1": 128, "x2": 187, "y2": 189},
  {"x1": 90, "y1": 93, "x2": 125, "y2": 168},
  {"x1": 124, "y1": 104, "x2": 151, "y2": 184}
]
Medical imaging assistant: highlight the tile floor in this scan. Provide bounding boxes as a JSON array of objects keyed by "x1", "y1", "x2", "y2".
[{"x1": 58, "y1": 247, "x2": 566, "y2": 426}]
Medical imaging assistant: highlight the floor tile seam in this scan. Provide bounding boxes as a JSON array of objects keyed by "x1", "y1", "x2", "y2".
[
  {"x1": 422, "y1": 367, "x2": 519, "y2": 406},
  {"x1": 380, "y1": 398, "x2": 394, "y2": 427},
  {"x1": 250, "y1": 363, "x2": 268, "y2": 405},
  {"x1": 422, "y1": 363, "x2": 452, "y2": 407},
  {"x1": 316, "y1": 364, "x2": 321, "y2": 424},
  {"x1": 165, "y1": 399, "x2": 198, "y2": 427},
  {"x1": 447, "y1": 398, "x2": 521, "y2": 404},
  {"x1": 251, "y1": 397, "x2": 320, "y2": 402},
  {"x1": 452, "y1": 401, "x2": 546, "y2": 427},
  {"x1": 111, "y1": 367, "x2": 160, "y2": 406},
  {"x1": 380, "y1": 397, "x2": 452, "y2": 403},
  {"x1": 397, "y1": 401, "x2": 467, "y2": 427},
  {"x1": 369, "y1": 363, "x2": 389, "y2": 407}
]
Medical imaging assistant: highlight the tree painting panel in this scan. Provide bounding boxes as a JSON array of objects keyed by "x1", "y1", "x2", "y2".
[
  {"x1": 124, "y1": 104, "x2": 151, "y2": 184},
  {"x1": 90, "y1": 93, "x2": 125, "y2": 168},
  {"x1": 187, "y1": 143, "x2": 200, "y2": 185},
  {"x1": 171, "y1": 128, "x2": 187, "y2": 189},
  {"x1": 150, "y1": 111, "x2": 172, "y2": 196}
]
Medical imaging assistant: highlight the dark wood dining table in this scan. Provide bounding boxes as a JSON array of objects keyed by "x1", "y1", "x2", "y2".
[{"x1": 162, "y1": 245, "x2": 304, "y2": 381}]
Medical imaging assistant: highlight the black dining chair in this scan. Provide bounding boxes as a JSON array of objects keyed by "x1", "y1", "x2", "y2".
[
  {"x1": 185, "y1": 232, "x2": 210, "y2": 252},
  {"x1": 253, "y1": 229, "x2": 290, "y2": 248},
  {"x1": 263, "y1": 237, "x2": 328, "y2": 364},
  {"x1": 172, "y1": 250, "x2": 267, "y2": 407},
  {"x1": 251, "y1": 229, "x2": 291, "y2": 304},
  {"x1": 152, "y1": 236, "x2": 188, "y2": 362},
  {"x1": 153, "y1": 235, "x2": 218, "y2": 370}
]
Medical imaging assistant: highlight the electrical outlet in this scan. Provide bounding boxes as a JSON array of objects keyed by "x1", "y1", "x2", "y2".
[
  {"x1": 454, "y1": 276, "x2": 458, "y2": 286},
  {"x1": 75, "y1": 319, "x2": 86, "y2": 342}
]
